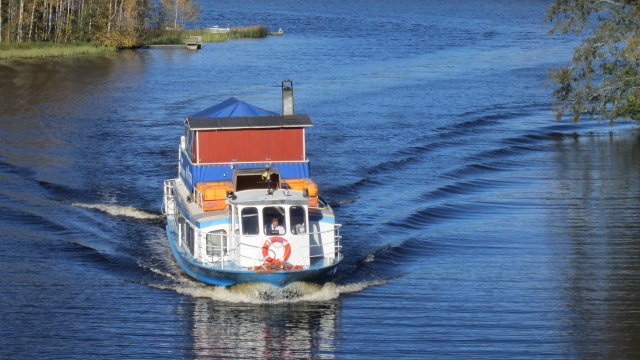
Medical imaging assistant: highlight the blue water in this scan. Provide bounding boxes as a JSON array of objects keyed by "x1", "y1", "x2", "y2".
[{"x1": 2, "y1": 0, "x2": 640, "y2": 358}]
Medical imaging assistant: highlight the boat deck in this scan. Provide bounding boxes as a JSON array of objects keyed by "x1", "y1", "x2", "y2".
[{"x1": 173, "y1": 178, "x2": 229, "y2": 228}]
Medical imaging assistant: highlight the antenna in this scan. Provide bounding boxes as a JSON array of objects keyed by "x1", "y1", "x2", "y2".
[{"x1": 262, "y1": 166, "x2": 274, "y2": 195}]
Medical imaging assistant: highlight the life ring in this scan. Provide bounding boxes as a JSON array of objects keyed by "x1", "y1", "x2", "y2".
[{"x1": 262, "y1": 237, "x2": 291, "y2": 265}]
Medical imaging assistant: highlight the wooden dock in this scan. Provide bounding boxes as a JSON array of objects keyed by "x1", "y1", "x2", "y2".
[{"x1": 186, "y1": 36, "x2": 202, "y2": 50}]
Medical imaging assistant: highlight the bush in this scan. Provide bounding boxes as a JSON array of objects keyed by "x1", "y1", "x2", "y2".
[{"x1": 142, "y1": 25, "x2": 268, "y2": 45}]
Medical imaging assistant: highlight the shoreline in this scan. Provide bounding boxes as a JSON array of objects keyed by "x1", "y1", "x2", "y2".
[
  {"x1": 0, "y1": 25, "x2": 270, "y2": 60},
  {"x1": 0, "y1": 42, "x2": 118, "y2": 60}
]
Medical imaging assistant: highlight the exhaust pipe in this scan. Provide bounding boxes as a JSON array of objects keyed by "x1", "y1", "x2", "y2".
[{"x1": 282, "y1": 79, "x2": 294, "y2": 115}]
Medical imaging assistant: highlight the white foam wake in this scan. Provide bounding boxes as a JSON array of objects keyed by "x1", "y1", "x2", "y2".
[
  {"x1": 151, "y1": 279, "x2": 388, "y2": 304},
  {"x1": 73, "y1": 202, "x2": 162, "y2": 220}
]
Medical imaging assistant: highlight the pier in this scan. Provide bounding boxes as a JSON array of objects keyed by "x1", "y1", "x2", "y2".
[{"x1": 186, "y1": 36, "x2": 202, "y2": 50}]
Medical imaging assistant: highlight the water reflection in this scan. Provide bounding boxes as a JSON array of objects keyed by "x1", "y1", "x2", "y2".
[
  {"x1": 0, "y1": 52, "x2": 149, "y2": 181},
  {"x1": 187, "y1": 294, "x2": 339, "y2": 359},
  {"x1": 550, "y1": 131, "x2": 640, "y2": 358},
  {"x1": 0, "y1": 52, "x2": 136, "y2": 114}
]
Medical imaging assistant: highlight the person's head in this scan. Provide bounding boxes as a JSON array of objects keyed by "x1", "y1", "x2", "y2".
[{"x1": 271, "y1": 218, "x2": 279, "y2": 226}]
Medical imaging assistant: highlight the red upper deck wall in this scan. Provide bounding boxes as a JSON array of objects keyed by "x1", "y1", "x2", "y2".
[{"x1": 193, "y1": 128, "x2": 305, "y2": 164}]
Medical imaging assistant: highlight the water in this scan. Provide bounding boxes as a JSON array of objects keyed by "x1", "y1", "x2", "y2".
[{"x1": 2, "y1": 0, "x2": 640, "y2": 358}]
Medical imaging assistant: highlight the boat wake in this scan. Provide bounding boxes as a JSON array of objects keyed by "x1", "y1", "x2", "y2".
[
  {"x1": 151, "y1": 278, "x2": 387, "y2": 304},
  {"x1": 142, "y1": 234, "x2": 391, "y2": 304},
  {"x1": 72, "y1": 202, "x2": 162, "y2": 220}
]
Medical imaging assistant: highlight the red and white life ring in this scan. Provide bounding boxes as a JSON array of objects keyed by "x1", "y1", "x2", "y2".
[{"x1": 262, "y1": 237, "x2": 291, "y2": 265}]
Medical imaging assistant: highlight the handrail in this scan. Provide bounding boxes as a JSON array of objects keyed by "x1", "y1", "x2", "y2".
[
  {"x1": 171, "y1": 226, "x2": 341, "y2": 270},
  {"x1": 192, "y1": 186, "x2": 204, "y2": 210},
  {"x1": 163, "y1": 179, "x2": 177, "y2": 215},
  {"x1": 225, "y1": 224, "x2": 342, "y2": 267}
]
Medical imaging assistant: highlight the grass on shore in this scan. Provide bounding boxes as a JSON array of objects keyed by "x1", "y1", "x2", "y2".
[
  {"x1": 0, "y1": 25, "x2": 268, "y2": 59},
  {"x1": 0, "y1": 41, "x2": 116, "y2": 60},
  {"x1": 143, "y1": 25, "x2": 269, "y2": 45}
]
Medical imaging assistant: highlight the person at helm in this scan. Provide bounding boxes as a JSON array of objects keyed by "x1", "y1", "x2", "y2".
[{"x1": 265, "y1": 217, "x2": 285, "y2": 235}]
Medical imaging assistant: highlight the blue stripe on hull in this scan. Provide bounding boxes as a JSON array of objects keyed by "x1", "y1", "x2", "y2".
[{"x1": 166, "y1": 224, "x2": 339, "y2": 287}]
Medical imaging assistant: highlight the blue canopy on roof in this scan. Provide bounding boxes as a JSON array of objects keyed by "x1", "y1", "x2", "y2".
[{"x1": 190, "y1": 97, "x2": 278, "y2": 117}]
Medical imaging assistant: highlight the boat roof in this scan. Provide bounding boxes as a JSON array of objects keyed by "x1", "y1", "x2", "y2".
[
  {"x1": 186, "y1": 114, "x2": 312, "y2": 130},
  {"x1": 191, "y1": 97, "x2": 278, "y2": 117},
  {"x1": 185, "y1": 97, "x2": 313, "y2": 130},
  {"x1": 229, "y1": 189, "x2": 310, "y2": 206}
]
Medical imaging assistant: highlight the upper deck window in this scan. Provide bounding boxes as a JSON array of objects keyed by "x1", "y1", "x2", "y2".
[
  {"x1": 289, "y1": 206, "x2": 306, "y2": 234},
  {"x1": 263, "y1": 206, "x2": 286, "y2": 235},
  {"x1": 241, "y1": 207, "x2": 259, "y2": 235}
]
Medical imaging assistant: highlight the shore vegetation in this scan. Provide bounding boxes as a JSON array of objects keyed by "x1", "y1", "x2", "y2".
[
  {"x1": 0, "y1": 41, "x2": 116, "y2": 59},
  {"x1": 0, "y1": 0, "x2": 266, "y2": 60},
  {"x1": 143, "y1": 25, "x2": 268, "y2": 46},
  {"x1": 546, "y1": 0, "x2": 640, "y2": 123},
  {"x1": 0, "y1": 0, "x2": 188, "y2": 48}
]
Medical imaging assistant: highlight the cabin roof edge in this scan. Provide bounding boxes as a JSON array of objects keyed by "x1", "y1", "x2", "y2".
[{"x1": 185, "y1": 114, "x2": 313, "y2": 131}]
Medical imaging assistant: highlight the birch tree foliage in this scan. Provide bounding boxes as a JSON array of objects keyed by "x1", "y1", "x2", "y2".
[
  {"x1": 94, "y1": 0, "x2": 150, "y2": 47},
  {"x1": 546, "y1": 0, "x2": 640, "y2": 123},
  {"x1": 0, "y1": 0, "x2": 199, "y2": 47},
  {"x1": 157, "y1": 0, "x2": 198, "y2": 30}
]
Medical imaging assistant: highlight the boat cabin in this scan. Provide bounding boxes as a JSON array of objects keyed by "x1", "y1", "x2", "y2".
[{"x1": 178, "y1": 97, "x2": 314, "y2": 192}]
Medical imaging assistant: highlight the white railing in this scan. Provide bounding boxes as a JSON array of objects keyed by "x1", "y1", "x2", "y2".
[
  {"x1": 192, "y1": 185, "x2": 204, "y2": 207},
  {"x1": 197, "y1": 225, "x2": 342, "y2": 270},
  {"x1": 228, "y1": 224, "x2": 342, "y2": 269},
  {"x1": 163, "y1": 179, "x2": 176, "y2": 215}
]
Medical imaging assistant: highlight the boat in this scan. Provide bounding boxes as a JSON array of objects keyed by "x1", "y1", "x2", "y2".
[
  {"x1": 162, "y1": 80, "x2": 342, "y2": 287},
  {"x1": 207, "y1": 26, "x2": 231, "y2": 34},
  {"x1": 269, "y1": 28, "x2": 284, "y2": 36}
]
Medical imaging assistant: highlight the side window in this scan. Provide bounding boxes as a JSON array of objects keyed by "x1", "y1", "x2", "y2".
[
  {"x1": 241, "y1": 207, "x2": 259, "y2": 235},
  {"x1": 263, "y1": 206, "x2": 285, "y2": 235},
  {"x1": 184, "y1": 223, "x2": 195, "y2": 256},
  {"x1": 206, "y1": 230, "x2": 227, "y2": 258},
  {"x1": 290, "y1": 206, "x2": 306, "y2": 234},
  {"x1": 178, "y1": 215, "x2": 186, "y2": 246}
]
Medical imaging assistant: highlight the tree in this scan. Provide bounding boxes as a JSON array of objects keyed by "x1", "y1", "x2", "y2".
[
  {"x1": 93, "y1": 0, "x2": 151, "y2": 47},
  {"x1": 157, "y1": 0, "x2": 198, "y2": 30},
  {"x1": 0, "y1": 0, "x2": 199, "y2": 47},
  {"x1": 0, "y1": 0, "x2": 3, "y2": 42},
  {"x1": 546, "y1": 0, "x2": 640, "y2": 123}
]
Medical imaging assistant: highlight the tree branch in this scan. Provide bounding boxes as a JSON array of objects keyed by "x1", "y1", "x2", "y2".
[{"x1": 591, "y1": 0, "x2": 629, "y2": 7}]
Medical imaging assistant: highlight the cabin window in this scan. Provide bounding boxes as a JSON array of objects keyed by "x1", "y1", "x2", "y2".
[
  {"x1": 289, "y1": 206, "x2": 307, "y2": 234},
  {"x1": 263, "y1": 206, "x2": 286, "y2": 235},
  {"x1": 178, "y1": 215, "x2": 186, "y2": 246},
  {"x1": 241, "y1": 207, "x2": 259, "y2": 235},
  {"x1": 184, "y1": 223, "x2": 195, "y2": 256},
  {"x1": 206, "y1": 230, "x2": 227, "y2": 258}
]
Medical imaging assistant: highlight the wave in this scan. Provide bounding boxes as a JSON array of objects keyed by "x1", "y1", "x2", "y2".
[
  {"x1": 443, "y1": 163, "x2": 507, "y2": 179},
  {"x1": 328, "y1": 197, "x2": 359, "y2": 208},
  {"x1": 325, "y1": 176, "x2": 379, "y2": 198},
  {"x1": 0, "y1": 157, "x2": 37, "y2": 181},
  {"x1": 420, "y1": 178, "x2": 506, "y2": 201},
  {"x1": 142, "y1": 234, "x2": 393, "y2": 304},
  {"x1": 72, "y1": 202, "x2": 162, "y2": 220},
  {"x1": 151, "y1": 279, "x2": 388, "y2": 304},
  {"x1": 402, "y1": 203, "x2": 470, "y2": 227}
]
